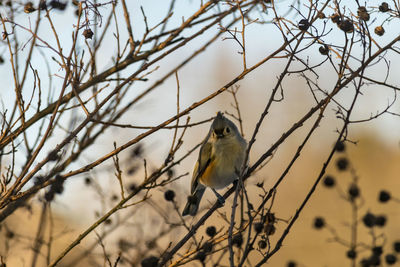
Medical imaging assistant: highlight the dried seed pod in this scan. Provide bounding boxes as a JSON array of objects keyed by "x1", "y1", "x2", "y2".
[
  {"x1": 83, "y1": 29, "x2": 94, "y2": 39},
  {"x1": 264, "y1": 223, "x2": 276, "y2": 236},
  {"x1": 357, "y1": 6, "x2": 370, "y2": 21},
  {"x1": 24, "y1": 2, "x2": 36, "y2": 13},
  {"x1": 339, "y1": 19, "x2": 354, "y2": 33},
  {"x1": 331, "y1": 13, "x2": 341, "y2": 24},
  {"x1": 379, "y1": 2, "x2": 390, "y2": 12},
  {"x1": 50, "y1": 0, "x2": 67, "y2": 10},
  {"x1": 375, "y1": 26, "x2": 385, "y2": 36},
  {"x1": 317, "y1": 12, "x2": 325, "y2": 19}
]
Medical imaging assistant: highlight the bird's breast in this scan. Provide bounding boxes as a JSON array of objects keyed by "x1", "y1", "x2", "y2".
[{"x1": 200, "y1": 140, "x2": 246, "y2": 189}]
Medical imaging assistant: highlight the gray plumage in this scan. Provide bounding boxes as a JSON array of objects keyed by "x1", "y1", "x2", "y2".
[{"x1": 182, "y1": 112, "x2": 247, "y2": 216}]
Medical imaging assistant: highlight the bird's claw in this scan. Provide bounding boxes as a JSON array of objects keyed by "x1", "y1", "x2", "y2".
[
  {"x1": 217, "y1": 194, "x2": 225, "y2": 205},
  {"x1": 212, "y1": 188, "x2": 225, "y2": 206}
]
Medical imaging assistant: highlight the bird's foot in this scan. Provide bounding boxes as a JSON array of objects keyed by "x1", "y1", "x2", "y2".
[{"x1": 212, "y1": 188, "x2": 225, "y2": 206}]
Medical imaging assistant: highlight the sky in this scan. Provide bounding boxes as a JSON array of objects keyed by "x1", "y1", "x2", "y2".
[{"x1": 1, "y1": 1, "x2": 400, "y2": 265}]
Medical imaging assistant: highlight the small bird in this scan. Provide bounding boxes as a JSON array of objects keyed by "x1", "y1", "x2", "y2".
[{"x1": 182, "y1": 112, "x2": 247, "y2": 216}]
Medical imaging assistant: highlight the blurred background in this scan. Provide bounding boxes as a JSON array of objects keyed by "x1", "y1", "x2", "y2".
[{"x1": 0, "y1": 0, "x2": 400, "y2": 266}]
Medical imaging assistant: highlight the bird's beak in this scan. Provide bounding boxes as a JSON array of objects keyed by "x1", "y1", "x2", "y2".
[{"x1": 214, "y1": 129, "x2": 224, "y2": 139}]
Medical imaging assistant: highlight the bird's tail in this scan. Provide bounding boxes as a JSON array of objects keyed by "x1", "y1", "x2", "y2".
[{"x1": 182, "y1": 187, "x2": 205, "y2": 216}]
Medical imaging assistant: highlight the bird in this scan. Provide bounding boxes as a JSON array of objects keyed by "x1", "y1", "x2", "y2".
[{"x1": 182, "y1": 112, "x2": 247, "y2": 216}]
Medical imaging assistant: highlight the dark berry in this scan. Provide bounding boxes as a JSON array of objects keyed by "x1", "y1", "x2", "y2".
[
  {"x1": 319, "y1": 45, "x2": 329, "y2": 55},
  {"x1": 128, "y1": 183, "x2": 137, "y2": 192},
  {"x1": 84, "y1": 177, "x2": 91, "y2": 185},
  {"x1": 55, "y1": 174, "x2": 63, "y2": 184},
  {"x1": 196, "y1": 251, "x2": 206, "y2": 262},
  {"x1": 335, "y1": 141, "x2": 345, "y2": 152},
  {"x1": 265, "y1": 212, "x2": 276, "y2": 224},
  {"x1": 386, "y1": 254, "x2": 397, "y2": 265},
  {"x1": 164, "y1": 190, "x2": 175, "y2": 202},
  {"x1": 379, "y1": 2, "x2": 389, "y2": 12},
  {"x1": 50, "y1": 0, "x2": 67, "y2": 10},
  {"x1": 369, "y1": 254, "x2": 381, "y2": 265},
  {"x1": 146, "y1": 240, "x2": 156, "y2": 249},
  {"x1": 118, "y1": 238, "x2": 132, "y2": 250},
  {"x1": 347, "y1": 249, "x2": 357, "y2": 259},
  {"x1": 44, "y1": 191, "x2": 55, "y2": 202},
  {"x1": 258, "y1": 240, "x2": 267, "y2": 249},
  {"x1": 52, "y1": 175, "x2": 64, "y2": 194},
  {"x1": 348, "y1": 183, "x2": 360, "y2": 199},
  {"x1": 375, "y1": 215, "x2": 386, "y2": 227},
  {"x1": 48, "y1": 150, "x2": 59, "y2": 161},
  {"x1": 323, "y1": 175, "x2": 335, "y2": 187},
  {"x1": 336, "y1": 157, "x2": 349, "y2": 171},
  {"x1": 362, "y1": 212, "x2": 376, "y2": 228},
  {"x1": 393, "y1": 241, "x2": 400, "y2": 253},
  {"x1": 372, "y1": 246, "x2": 383, "y2": 256},
  {"x1": 232, "y1": 234, "x2": 243, "y2": 247},
  {"x1": 298, "y1": 19, "x2": 310, "y2": 31},
  {"x1": 127, "y1": 166, "x2": 138, "y2": 175},
  {"x1": 379, "y1": 190, "x2": 391, "y2": 203},
  {"x1": 131, "y1": 144, "x2": 143, "y2": 158},
  {"x1": 313, "y1": 217, "x2": 325, "y2": 229},
  {"x1": 6, "y1": 230, "x2": 14, "y2": 239},
  {"x1": 206, "y1": 226, "x2": 216, "y2": 237},
  {"x1": 287, "y1": 261, "x2": 297, "y2": 267},
  {"x1": 202, "y1": 242, "x2": 213, "y2": 253},
  {"x1": 167, "y1": 168, "x2": 175, "y2": 178},
  {"x1": 52, "y1": 182, "x2": 64, "y2": 194},
  {"x1": 360, "y1": 258, "x2": 370, "y2": 267},
  {"x1": 141, "y1": 256, "x2": 159, "y2": 267},
  {"x1": 34, "y1": 176, "x2": 44, "y2": 186},
  {"x1": 254, "y1": 222, "x2": 263, "y2": 233}
]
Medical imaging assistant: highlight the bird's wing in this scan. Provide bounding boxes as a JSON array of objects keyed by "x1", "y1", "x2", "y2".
[{"x1": 190, "y1": 141, "x2": 212, "y2": 194}]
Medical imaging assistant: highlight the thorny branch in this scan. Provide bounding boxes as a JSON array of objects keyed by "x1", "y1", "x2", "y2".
[{"x1": 0, "y1": 0, "x2": 400, "y2": 266}]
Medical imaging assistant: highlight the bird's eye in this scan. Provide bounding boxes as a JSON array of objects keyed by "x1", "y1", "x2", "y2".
[{"x1": 225, "y1": 127, "x2": 230, "y2": 133}]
